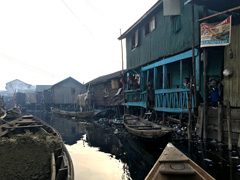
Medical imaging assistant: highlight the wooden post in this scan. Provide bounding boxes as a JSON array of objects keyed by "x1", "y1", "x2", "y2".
[
  {"x1": 162, "y1": 65, "x2": 167, "y2": 89},
  {"x1": 188, "y1": 77, "x2": 193, "y2": 140},
  {"x1": 198, "y1": 105, "x2": 204, "y2": 139},
  {"x1": 238, "y1": 134, "x2": 240, "y2": 148},
  {"x1": 203, "y1": 48, "x2": 208, "y2": 140},
  {"x1": 203, "y1": 7, "x2": 208, "y2": 141},
  {"x1": 226, "y1": 101, "x2": 232, "y2": 150},
  {"x1": 191, "y1": 4, "x2": 197, "y2": 111},
  {"x1": 120, "y1": 29, "x2": 124, "y2": 72},
  {"x1": 180, "y1": 60, "x2": 183, "y2": 88},
  {"x1": 162, "y1": 112, "x2": 165, "y2": 124},
  {"x1": 217, "y1": 104, "x2": 223, "y2": 143}
]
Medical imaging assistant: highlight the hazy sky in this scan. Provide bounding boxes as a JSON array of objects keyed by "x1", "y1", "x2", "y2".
[{"x1": 0, "y1": 0, "x2": 157, "y2": 90}]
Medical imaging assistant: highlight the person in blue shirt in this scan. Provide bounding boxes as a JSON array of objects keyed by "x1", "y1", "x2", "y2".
[{"x1": 209, "y1": 80, "x2": 220, "y2": 107}]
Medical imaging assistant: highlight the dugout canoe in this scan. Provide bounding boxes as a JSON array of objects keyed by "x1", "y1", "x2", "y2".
[
  {"x1": 145, "y1": 143, "x2": 215, "y2": 180},
  {"x1": 51, "y1": 107, "x2": 94, "y2": 119},
  {"x1": 0, "y1": 115, "x2": 74, "y2": 180},
  {"x1": 123, "y1": 114, "x2": 173, "y2": 139}
]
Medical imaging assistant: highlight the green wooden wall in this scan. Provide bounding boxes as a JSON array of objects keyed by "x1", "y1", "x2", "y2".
[{"x1": 126, "y1": 1, "x2": 203, "y2": 70}]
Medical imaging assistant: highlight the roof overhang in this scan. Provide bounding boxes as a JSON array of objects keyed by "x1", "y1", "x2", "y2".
[
  {"x1": 118, "y1": 0, "x2": 163, "y2": 40},
  {"x1": 185, "y1": 0, "x2": 240, "y2": 12}
]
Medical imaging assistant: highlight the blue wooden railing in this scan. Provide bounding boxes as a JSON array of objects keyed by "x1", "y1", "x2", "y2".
[
  {"x1": 154, "y1": 88, "x2": 194, "y2": 113},
  {"x1": 125, "y1": 90, "x2": 147, "y2": 108}
]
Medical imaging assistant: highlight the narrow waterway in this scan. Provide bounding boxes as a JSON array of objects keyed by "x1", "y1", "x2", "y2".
[{"x1": 32, "y1": 112, "x2": 240, "y2": 180}]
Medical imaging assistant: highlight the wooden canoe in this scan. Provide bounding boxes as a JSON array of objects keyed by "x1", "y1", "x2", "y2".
[
  {"x1": 0, "y1": 115, "x2": 74, "y2": 180},
  {"x1": 145, "y1": 143, "x2": 215, "y2": 180},
  {"x1": 51, "y1": 107, "x2": 95, "y2": 119},
  {"x1": 123, "y1": 114, "x2": 173, "y2": 139}
]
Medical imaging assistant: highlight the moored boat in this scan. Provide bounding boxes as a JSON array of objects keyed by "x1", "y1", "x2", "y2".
[
  {"x1": 51, "y1": 107, "x2": 95, "y2": 119},
  {"x1": 0, "y1": 115, "x2": 74, "y2": 180},
  {"x1": 145, "y1": 143, "x2": 215, "y2": 180},
  {"x1": 123, "y1": 114, "x2": 173, "y2": 139}
]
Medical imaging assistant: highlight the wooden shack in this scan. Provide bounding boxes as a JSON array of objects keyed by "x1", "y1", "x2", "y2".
[
  {"x1": 45, "y1": 77, "x2": 83, "y2": 110},
  {"x1": 84, "y1": 70, "x2": 125, "y2": 114}
]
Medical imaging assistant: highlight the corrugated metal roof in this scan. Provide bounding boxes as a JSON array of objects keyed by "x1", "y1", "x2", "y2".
[
  {"x1": 187, "y1": 0, "x2": 240, "y2": 12},
  {"x1": 51, "y1": 77, "x2": 83, "y2": 88},
  {"x1": 86, "y1": 70, "x2": 126, "y2": 85}
]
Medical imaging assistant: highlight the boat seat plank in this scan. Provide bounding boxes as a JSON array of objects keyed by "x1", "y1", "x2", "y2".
[
  {"x1": 127, "y1": 125, "x2": 153, "y2": 127},
  {"x1": 159, "y1": 162, "x2": 195, "y2": 175},
  {"x1": 4, "y1": 125, "x2": 43, "y2": 129},
  {"x1": 136, "y1": 127, "x2": 163, "y2": 130},
  {"x1": 15, "y1": 120, "x2": 37, "y2": 124}
]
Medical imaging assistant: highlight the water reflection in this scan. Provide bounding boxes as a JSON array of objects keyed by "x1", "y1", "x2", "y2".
[
  {"x1": 49, "y1": 115, "x2": 163, "y2": 180},
  {"x1": 30, "y1": 112, "x2": 240, "y2": 180},
  {"x1": 66, "y1": 135, "x2": 131, "y2": 180}
]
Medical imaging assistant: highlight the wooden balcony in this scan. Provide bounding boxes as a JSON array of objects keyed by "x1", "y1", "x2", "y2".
[
  {"x1": 154, "y1": 88, "x2": 194, "y2": 113},
  {"x1": 125, "y1": 90, "x2": 147, "y2": 108}
]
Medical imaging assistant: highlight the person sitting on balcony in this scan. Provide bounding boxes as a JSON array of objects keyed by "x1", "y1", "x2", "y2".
[
  {"x1": 183, "y1": 78, "x2": 190, "y2": 89},
  {"x1": 209, "y1": 80, "x2": 220, "y2": 107}
]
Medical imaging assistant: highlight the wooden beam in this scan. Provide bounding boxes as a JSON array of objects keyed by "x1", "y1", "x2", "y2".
[{"x1": 198, "y1": 6, "x2": 240, "y2": 22}]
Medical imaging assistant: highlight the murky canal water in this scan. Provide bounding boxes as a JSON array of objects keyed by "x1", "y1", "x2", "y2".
[{"x1": 32, "y1": 112, "x2": 240, "y2": 180}]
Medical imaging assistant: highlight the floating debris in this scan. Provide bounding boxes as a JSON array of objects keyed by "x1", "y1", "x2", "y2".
[{"x1": 204, "y1": 158, "x2": 213, "y2": 162}]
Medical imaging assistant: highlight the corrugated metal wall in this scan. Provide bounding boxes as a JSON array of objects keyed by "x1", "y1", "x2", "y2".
[
  {"x1": 224, "y1": 25, "x2": 240, "y2": 107},
  {"x1": 126, "y1": 1, "x2": 202, "y2": 69}
]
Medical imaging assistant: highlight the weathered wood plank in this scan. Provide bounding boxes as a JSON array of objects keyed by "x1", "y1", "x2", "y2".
[{"x1": 51, "y1": 153, "x2": 56, "y2": 180}]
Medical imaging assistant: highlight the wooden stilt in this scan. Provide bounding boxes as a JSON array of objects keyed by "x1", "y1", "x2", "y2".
[
  {"x1": 162, "y1": 112, "x2": 165, "y2": 124},
  {"x1": 198, "y1": 105, "x2": 204, "y2": 139},
  {"x1": 188, "y1": 78, "x2": 193, "y2": 140},
  {"x1": 226, "y1": 101, "x2": 232, "y2": 150},
  {"x1": 238, "y1": 134, "x2": 240, "y2": 148},
  {"x1": 203, "y1": 7, "x2": 208, "y2": 141},
  {"x1": 217, "y1": 104, "x2": 223, "y2": 143}
]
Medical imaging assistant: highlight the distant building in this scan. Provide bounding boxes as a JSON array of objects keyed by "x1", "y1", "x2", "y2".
[
  {"x1": 5, "y1": 79, "x2": 35, "y2": 95},
  {"x1": 36, "y1": 85, "x2": 52, "y2": 104},
  {"x1": 44, "y1": 77, "x2": 83, "y2": 109}
]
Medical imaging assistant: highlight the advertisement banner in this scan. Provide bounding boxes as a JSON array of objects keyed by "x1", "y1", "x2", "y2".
[{"x1": 200, "y1": 16, "x2": 231, "y2": 47}]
